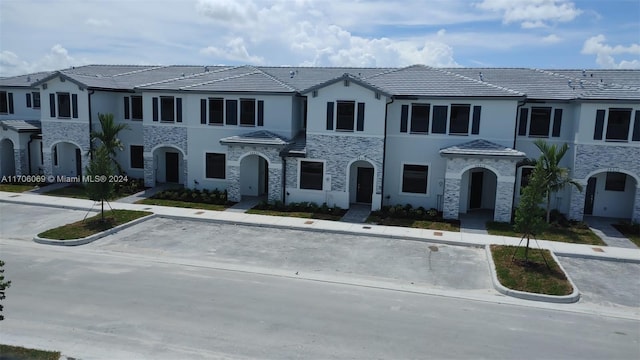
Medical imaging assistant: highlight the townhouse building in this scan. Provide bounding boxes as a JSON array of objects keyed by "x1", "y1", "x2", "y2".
[{"x1": 1, "y1": 65, "x2": 638, "y2": 223}]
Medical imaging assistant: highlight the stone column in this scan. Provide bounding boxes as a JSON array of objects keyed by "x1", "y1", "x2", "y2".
[
  {"x1": 143, "y1": 153, "x2": 154, "y2": 187},
  {"x1": 443, "y1": 178, "x2": 461, "y2": 219},
  {"x1": 13, "y1": 149, "x2": 25, "y2": 176},
  {"x1": 227, "y1": 165, "x2": 240, "y2": 202},
  {"x1": 633, "y1": 185, "x2": 640, "y2": 223},
  {"x1": 42, "y1": 151, "x2": 53, "y2": 179},
  {"x1": 494, "y1": 180, "x2": 515, "y2": 222},
  {"x1": 183, "y1": 158, "x2": 188, "y2": 186},
  {"x1": 268, "y1": 166, "x2": 281, "y2": 203},
  {"x1": 569, "y1": 180, "x2": 587, "y2": 221}
]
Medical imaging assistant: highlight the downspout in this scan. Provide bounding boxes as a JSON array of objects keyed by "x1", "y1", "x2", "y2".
[
  {"x1": 88, "y1": 89, "x2": 95, "y2": 160},
  {"x1": 381, "y1": 96, "x2": 394, "y2": 207},
  {"x1": 281, "y1": 155, "x2": 286, "y2": 204}
]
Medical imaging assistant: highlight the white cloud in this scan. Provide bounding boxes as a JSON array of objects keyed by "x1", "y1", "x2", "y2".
[
  {"x1": 200, "y1": 37, "x2": 264, "y2": 64},
  {"x1": 477, "y1": 0, "x2": 581, "y2": 28},
  {"x1": 85, "y1": 18, "x2": 111, "y2": 27},
  {"x1": 541, "y1": 34, "x2": 562, "y2": 43},
  {"x1": 0, "y1": 44, "x2": 83, "y2": 76},
  {"x1": 581, "y1": 35, "x2": 640, "y2": 68}
]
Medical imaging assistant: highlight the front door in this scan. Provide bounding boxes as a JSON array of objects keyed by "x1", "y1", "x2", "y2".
[
  {"x1": 165, "y1": 152, "x2": 179, "y2": 183},
  {"x1": 75, "y1": 148, "x2": 82, "y2": 176},
  {"x1": 469, "y1": 171, "x2": 484, "y2": 209},
  {"x1": 584, "y1": 177, "x2": 596, "y2": 215},
  {"x1": 356, "y1": 167, "x2": 374, "y2": 203}
]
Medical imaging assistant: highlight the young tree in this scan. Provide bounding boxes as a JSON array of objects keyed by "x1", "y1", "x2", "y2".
[
  {"x1": 90, "y1": 113, "x2": 129, "y2": 174},
  {"x1": 0, "y1": 259, "x2": 10, "y2": 321},
  {"x1": 514, "y1": 163, "x2": 548, "y2": 261},
  {"x1": 533, "y1": 139, "x2": 583, "y2": 223},
  {"x1": 86, "y1": 146, "x2": 115, "y2": 221}
]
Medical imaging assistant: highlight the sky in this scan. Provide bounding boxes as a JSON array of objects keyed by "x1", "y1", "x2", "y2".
[{"x1": 0, "y1": 0, "x2": 639, "y2": 77}]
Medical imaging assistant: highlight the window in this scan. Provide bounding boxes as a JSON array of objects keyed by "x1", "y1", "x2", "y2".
[
  {"x1": 432, "y1": 105, "x2": 447, "y2": 134},
  {"x1": 240, "y1": 99, "x2": 256, "y2": 126},
  {"x1": 209, "y1": 98, "x2": 224, "y2": 125},
  {"x1": 205, "y1": 153, "x2": 226, "y2": 179},
  {"x1": 160, "y1": 96, "x2": 174, "y2": 121},
  {"x1": 529, "y1": 107, "x2": 552, "y2": 137},
  {"x1": 518, "y1": 108, "x2": 529, "y2": 136},
  {"x1": 26, "y1": 92, "x2": 40, "y2": 109},
  {"x1": 300, "y1": 161, "x2": 323, "y2": 190},
  {"x1": 605, "y1": 172, "x2": 626, "y2": 191},
  {"x1": 57, "y1": 93, "x2": 71, "y2": 118},
  {"x1": 336, "y1": 101, "x2": 355, "y2": 131},
  {"x1": 130, "y1": 145, "x2": 144, "y2": 169},
  {"x1": 0, "y1": 91, "x2": 7, "y2": 113},
  {"x1": 606, "y1": 108, "x2": 632, "y2": 141},
  {"x1": 410, "y1": 104, "x2": 430, "y2": 133},
  {"x1": 449, "y1": 104, "x2": 470, "y2": 134},
  {"x1": 402, "y1": 164, "x2": 428, "y2": 194},
  {"x1": 519, "y1": 167, "x2": 533, "y2": 194},
  {"x1": 131, "y1": 96, "x2": 143, "y2": 120}
]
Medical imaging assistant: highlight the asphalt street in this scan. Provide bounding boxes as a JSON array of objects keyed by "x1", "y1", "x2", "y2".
[{"x1": 2, "y1": 240, "x2": 639, "y2": 360}]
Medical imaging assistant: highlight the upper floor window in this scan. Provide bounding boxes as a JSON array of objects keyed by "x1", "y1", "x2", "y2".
[
  {"x1": 209, "y1": 98, "x2": 224, "y2": 125},
  {"x1": 49, "y1": 92, "x2": 77, "y2": 118},
  {"x1": 529, "y1": 107, "x2": 552, "y2": 137},
  {"x1": 300, "y1": 161, "x2": 323, "y2": 190},
  {"x1": 124, "y1": 96, "x2": 143, "y2": 121},
  {"x1": 410, "y1": 104, "x2": 430, "y2": 134},
  {"x1": 605, "y1": 108, "x2": 632, "y2": 141},
  {"x1": 0, "y1": 91, "x2": 11, "y2": 114},
  {"x1": 240, "y1": 99, "x2": 256, "y2": 126},
  {"x1": 26, "y1": 92, "x2": 40, "y2": 109},
  {"x1": 449, "y1": 104, "x2": 471, "y2": 135},
  {"x1": 153, "y1": 96, "x2": 182, "y2": 122},
  {"x1": 336, "y1": 101, "x2": 355, "y2": 131}
]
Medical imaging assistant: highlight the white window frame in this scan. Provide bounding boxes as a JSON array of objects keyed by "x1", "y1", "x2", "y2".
[
  {"x1": 399, "y1": 162, "x2": 430, "y2": 196},
  {"x1": 204, "y1": 152, "x2": 227, "y2": 180},
  {"x1": 298, "y1": 159, "x2": 325, "y2": 191}
]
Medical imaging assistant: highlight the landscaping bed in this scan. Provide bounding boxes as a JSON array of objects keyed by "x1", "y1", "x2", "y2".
[
  {"x1": 247, "y1": 201, "x2": 346, "y2": 221},
  {"x1": 0, "y1": 344, "x2": 61, "y2": 360},
  {"x1": 490, "y1": 245, "x2": 573, "y2": 296},
  {"x1": 367, "y1": 205, "x2": 460, "y2": 232},
  {"x1": 44, "y1": 178, "x2": 145, "y2": 200},
  {"x1": 486, "y1": 220, "x2": 604, "y2": 245},
  {"x1": 136, "y1": 188, "x2": 232, "y2": 211},
  {"x1": 612, "y1": 221, "x2": 640, "y2": 248},
  {"x1": 0, "y1": 181, "x2": 46, "y2": 193},
  {"x1": 37, "y1": 209, "x2": 152, "y2": 240}
]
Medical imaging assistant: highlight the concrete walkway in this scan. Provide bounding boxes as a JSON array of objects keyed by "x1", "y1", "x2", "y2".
[
  {"x1": 585, "y1": 216, "x2": 638, "y2": 249},
  {"x1": 116, "y1": 183, "x2": 182, "y2": 204},
  {"x1": 225, "y1": 196, "x2": 265, "y2": 213},
  {"x1": 459, "y1": 210, "x2": 493, "y2": 235},
  {"x1": 340, "y1": 203, "x2": 371, "y2": 223},
  {"x1": 2, "y1": 190, "x2": 640, "y2": 263}
]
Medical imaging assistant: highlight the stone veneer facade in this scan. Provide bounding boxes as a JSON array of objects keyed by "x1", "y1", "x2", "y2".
[
  {"x1": 442, "y1": 156, "x2": 520, "y2": 222},
  {"x1": 41, "y1": 121, "x2": 90, "y2": 177},
  {"x1": 569, "y1": 144, "x2": 640, "y2": 222},
  {"x1": 224, "y1": 144, "x2": 284, "y2": 203},
  {"x1": 14, "y1": 148, "x2": 26, "y2": 175},
  {"x1": 304, "y1": 134, "x2": 384, "y2": 194},
  {"x1": 143, "y1": 125, "x2": 188, "y2": 187}
]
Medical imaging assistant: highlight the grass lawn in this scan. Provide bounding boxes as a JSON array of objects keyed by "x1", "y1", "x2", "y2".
[
  {"x1": 612, "y1": 222, "x2": 640, "y2": 248},
  {"x1": 486, "y1": 221, "x2": 605, "y2": 246},
  {"x1": 43, "y1": 184, "x2": 90, "y2": 199},
  {"x1": 0, "y1": 183, "x2": 40, "y2": 192},
  {"x1": 38, "y1": 209, "x2": 152, "y2": 240},
  {"x1": 491, "y1": 245, "x2": 573, "y2": 296},
  {"x1": 247, "y1": 208, "x2": 344, "y2": 221},
  {"x1": 367, "y1": 215, "x2": 460, "y2": 232},
  {"x1": 136, "y1": 198, "x2": 229, "y2": 211},
  {"x1": 0, "y1": 344, "x2": 60, "y2": 360}
]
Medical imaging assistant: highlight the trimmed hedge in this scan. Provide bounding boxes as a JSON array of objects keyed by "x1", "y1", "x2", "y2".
[{"x1": 151, "y1": 188, "x2": 229, "y2": 205}]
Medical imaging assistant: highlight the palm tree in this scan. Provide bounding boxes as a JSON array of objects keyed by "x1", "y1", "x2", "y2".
[
  {"x1": 533, "y1": 139, "x2": 583, "y2": 223},
  {"x1": 90, "y1": 113, "x2": 129, "y2": 174}
]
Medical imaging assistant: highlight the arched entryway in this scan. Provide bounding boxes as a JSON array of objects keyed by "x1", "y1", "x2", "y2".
[
  {"x1": 152, "y1": 146, "x2": 185, "y2": 184},
  {"x1": 348, "y1": 160, "x2": 375, "y2": 205},
  {"x1": 584, "y1": 171, "x2": 638, "y2": 220},
  {"x1": 239, "y1": 154, "x2": 269, "y2": 198},
  {"x1": 0, "y1": 139, "x2": 15, "y2": 177},
  {"x1": 51, "y1": 141, "x2": 82, "y2": 177},
  {"x1": 459, "y1": 167, "x2": 498, "y2": 217}
]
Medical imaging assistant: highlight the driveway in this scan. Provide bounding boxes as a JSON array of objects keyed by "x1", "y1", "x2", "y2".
[
  {"x1": 89, "y1": 217, "x2": 493, "y2": 291},
  {"x1": 0, "y1": 202, "x2": 96, "y2": 240}
]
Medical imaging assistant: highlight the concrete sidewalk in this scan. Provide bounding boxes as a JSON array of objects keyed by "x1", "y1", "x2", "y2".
[{"x1": 2, "y1": 190, "x2": 639, "y2": 263}]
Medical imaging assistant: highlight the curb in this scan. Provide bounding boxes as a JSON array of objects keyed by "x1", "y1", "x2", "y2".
[
  {"x1": 485, "y1": 244, "x2": 581, "y2": 304},
  {"x1": 33, "y1": 213, "x2": 156, "y2": 246}
]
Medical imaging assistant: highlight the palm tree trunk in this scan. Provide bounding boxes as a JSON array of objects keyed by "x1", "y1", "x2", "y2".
[{"x1": 546, "y1": 192, "x2": 551, "y2": 223}]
